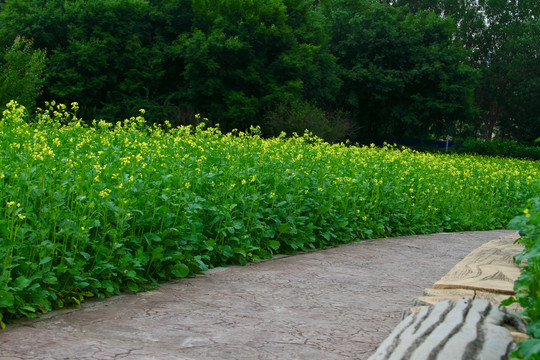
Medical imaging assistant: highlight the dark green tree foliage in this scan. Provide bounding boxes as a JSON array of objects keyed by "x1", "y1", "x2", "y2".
[
  {"x1": 0, "y1": 0, "x2": 335, "y2": 130},
  {"x1": 0, "y1": 0, "x2": 69, "y2": 51},
  {"x1": 49, "y1": 0, "x2": 165, "y2": 121},
  {"x1": 320, "y1": 0, "x2": 477, "y2": 141},
  {"x1": 392, "y1": 0, "x2": 540, "y2": 143},
  {"x1": 490, "y1": 18, "x2": 540, "y2": 143},
  {"x1": 0, "y1": 36, "x2": 46, "y2": 111},
  {"x1": 0, "y1": 0, "x2": 482, "y2": 140},
  {"x1": 170, "y1": 0, "x2": 337, "y2": 131},
  {"x1": 0, "y1": 0, "x2": 180, "y2": 121}
]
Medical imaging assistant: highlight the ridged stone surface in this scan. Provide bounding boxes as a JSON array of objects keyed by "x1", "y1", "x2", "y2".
[
  {"x1": 0, "y1": 230, "x2": 517, "y2": 360},
  {"x1": 368, "y1": 298, "x2": 527, "y2": 360}
]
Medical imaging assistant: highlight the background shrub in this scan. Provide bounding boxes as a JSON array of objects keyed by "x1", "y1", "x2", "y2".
[
  {"x1": 0, "y1": 36, "x2": 46, "y2": 111},
  {"x1": 455, "y1": 138, "x2": 540, "y2": 160},
  {"x1": 263, "y1": 100, "x2": 355, "y2": 142}
]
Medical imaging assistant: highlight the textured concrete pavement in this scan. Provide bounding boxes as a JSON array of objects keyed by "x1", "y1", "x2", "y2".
[{"x1": 0, "y1": 230, "x2": 518, "y2": 360}]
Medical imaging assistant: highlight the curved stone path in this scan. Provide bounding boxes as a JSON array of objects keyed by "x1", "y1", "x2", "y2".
[{"x1": 0, "y1": 230, "x2": 517, "y2": 360}]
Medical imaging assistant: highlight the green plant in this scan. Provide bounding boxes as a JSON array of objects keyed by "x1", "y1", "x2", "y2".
[
  {"x1": 0, "y1": 101, "x2": 538, "y2": 327},
  {"x1": 263, "y1": 100, "x2": 355, "y2": 142},
  {"x1": 0, "y1": 36, "x2": 46, "y2": 112},
  {"x1": 504, "y1": 191, "x2": 540, "y2": 359},
  {"x1": 504, "y1": 138, "x2": 540, "y2": 359},
  {"x1": 456, "y1": 138, "x2": 540, "y2": 160}
]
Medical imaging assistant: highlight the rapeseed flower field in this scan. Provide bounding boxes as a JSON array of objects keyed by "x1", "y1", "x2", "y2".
[{"x1": 0, "y1": 100, "x2": 539, "y2": 325}]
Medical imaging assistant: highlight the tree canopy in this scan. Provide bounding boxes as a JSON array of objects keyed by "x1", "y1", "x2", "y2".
[
  {"x1": 1, "y1": 0, "x2": 531, "y2": 143},
  {"x1": 0, "y1": 36, "x2": 46, "y2": 111},
  {"x1": 169, "y1": 0, "x2": 338, "y2": 131},
  {"x1": 320, "y1": 0, "x2": 477, "y2": 141},
  {"x1": 391, "y1": 0, "x2": 540, "y2": 142}
]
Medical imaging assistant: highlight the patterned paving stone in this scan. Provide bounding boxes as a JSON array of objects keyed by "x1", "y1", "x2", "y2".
[{"x1": 0, "y1": 230, "x2": 516, "y2": 360}]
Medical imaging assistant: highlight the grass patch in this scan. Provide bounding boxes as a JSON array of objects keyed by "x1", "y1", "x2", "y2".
[{"x1": 1, "y1": 100, "x2": 539, "y2": 326}]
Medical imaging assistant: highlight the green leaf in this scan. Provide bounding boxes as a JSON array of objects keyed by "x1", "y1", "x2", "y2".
[
  {"x1": 500, "y1": 296, "x2": 516, "y2": 307},
  {"x1": 221, "y1": 245, "x2": 234, "y2": 258},
  {"x1": 234, "y1": 248, "x2": 246, "y2": 257},
  {"x1": 13, "y1": 276, "x2": 32, "y2": 290},
  {"x1": 102, "y1": 280, "x2": 115, "y2": 294},
  {"x1": 145, "y1": 233, "x2": 162, "y2": 243},
  {"x1": 21, "y1": 305, "x2": 37, "y2": 313},
  {"x1": 151, "y1": 247, "x2": 164, "y2": 261},
  {"x1": 0, "y1": 290, "x2": 15, "y2": 308},
  {"x1": 516, "y1": 339, "x2": 540, "y2": 359},
  {"x1": 126, "y1": 282, "x2": 139, "y2": 292},
  {"x1": 43, "y1": 276, "x2": 59, "y2": 285},
  {"x1": 205, "y1": 239, "x2": 216, "y2": 251},
  {"x1": 278, "y1": 223, "x2": 292, "y2": 234},
  {"x1": 268, "y1": 240, "x2": 280, "y2": 250},
  {"x1": 39, "y1": 256, "x2": 52, "y2": 265},
  {"x1": 172, "y1": 263, "x2": 190, "y2": 278}
]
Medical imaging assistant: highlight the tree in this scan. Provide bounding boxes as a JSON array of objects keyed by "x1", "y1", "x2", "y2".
[
  {"x1": 495, "y1": 18, "x2": 540, "y2": 142},
  {"x1": 320, "y1": 0, "x2": 477, "y2": 142},
  {"x1": 0, "y1": 36, "x2": 46, "y2": 111},
  {"x1": 168, "y1": 0, "x2": 339, "y2": 132},
  {"x1": 0, "y1": 0, "x2": 338, "y2": 131},
  {"x1": 48, "y1": 0, "x2": 167, "y2": 121},
  {"x1": 0, "y1": 0, "x2": 177, "y2": 122},
  {"x1": 390, "y1": 0, "x2": 540, "y2": 143}
]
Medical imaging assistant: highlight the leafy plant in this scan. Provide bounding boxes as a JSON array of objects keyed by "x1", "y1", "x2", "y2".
[
  {"x1": 0, "y1": 101, "x2": 538, "y2": 326},
  {"x1": 456, "y1": 138, "x2": 540, "y2": 160},
  {"x1": 319, "y1": 0, "x2": 478, "y2": 142},
  {"x1": 0, "y1": 36, "x2": 46, "y2": 112},
  {"x1": 503, "y1": 139, "x2": 540, "y2": 360},
  {"x1": 263, "y1": 100, "x2": 355, "y2": 142}
]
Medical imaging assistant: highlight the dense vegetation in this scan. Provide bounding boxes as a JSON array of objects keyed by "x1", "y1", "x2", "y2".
[
  {"x1": 505, "y1": 175, "x2": 540, "y2": 360},
  {"x1": 0, "y1": 102, "x2": 538, "y2": 325},
  {"x1": 392, "y1": 0, "x2": 540, "y2": 143},
  {"x1": 0, "y1": 0, "x2": 537, "y2": 145},
  {"x1": 0, "y1": 0, "x2": 539, "y2": 344},
  {"x1": 455, "y1": 138, "x2": 540, "y2": 161}
]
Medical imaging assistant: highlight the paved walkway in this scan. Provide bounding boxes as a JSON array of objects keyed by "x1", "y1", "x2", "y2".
[{"x1": 0, "y1": 230, "x2": 518, "y2": 360}]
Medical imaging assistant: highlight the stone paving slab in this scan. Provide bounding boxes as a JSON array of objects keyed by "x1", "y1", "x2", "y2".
[
  {"x1": 0, "y1": 230, "x2": 518, "y2": 360},
  {"x1": 433, "y1": 233, "x2": 522, "y2": 294}
]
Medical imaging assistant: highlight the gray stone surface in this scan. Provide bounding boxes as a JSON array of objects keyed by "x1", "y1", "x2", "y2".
[
  {"x1": 0, "y1": 230, "x2": 517, "y2": 360},
  {"x1": 368, "y1": 298, "x2": 527, "y2": 360}
]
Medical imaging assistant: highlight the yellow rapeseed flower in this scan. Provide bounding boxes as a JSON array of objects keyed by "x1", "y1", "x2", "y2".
[{"x1": 99, "y1": 189, "x2": 111, "y2": 198}]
